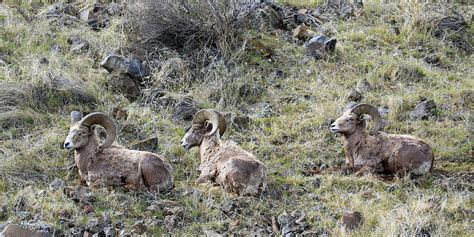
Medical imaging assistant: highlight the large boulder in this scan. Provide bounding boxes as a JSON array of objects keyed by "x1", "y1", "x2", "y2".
[
  {"x1": 101, "y1": 55, "x2": 147, "y2": 80},
  {"x1": 1, "y1": 224, "x2": 52, "y2": 237}
]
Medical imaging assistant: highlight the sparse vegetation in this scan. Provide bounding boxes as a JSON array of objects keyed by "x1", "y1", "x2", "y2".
[{"x1": 0, "y1": 0, "x2": 472, "y2": 236}]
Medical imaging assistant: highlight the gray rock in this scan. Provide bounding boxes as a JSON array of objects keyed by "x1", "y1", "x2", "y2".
[
  {"x1": 79, "y1": 3, "x2": 110, "y2": 30},
  {"x1": 357, "y1": 79, "x2": 373, "y2": 92},
  {"x1": 49, "y1": 178, "x2": 64, "y2": 191},
  {"x1": 232, "y1": 115, "x2": 250, "y2": 131},
  {"x1": 1, "y1": 224, "x2": 52, "y2": 237},
  {"x1": 346, "y1": 89, "x2": 362, "y2": 102},
  {"x1": 260, "y1": 5, "x2": 283, "y2": 28},
  {"x1": 410, "y1": 100, "x2": 437, "y2": 120},
  {"x1": 304, "y1": 35, "x2": 337, "y2": 59},
  {"x1": 342, "y1": 211, "x2": 363, "y2": 230},
  {"x1": 67, "y1": 35, "x2": 89, "y2": 53},
  {"x1": 119, "y1": 229, "x2": 132, "y2": 237},
  {"x1": 46, "y1": 4, "x2": 76, "y2": 18},
  {"x1": 103, "y1": 227, "x2": 115, "y2": 237},
  {"x1": 13, "y1": 196, "x2": 28, "y2": 212},
  {"x1": 49, "y1": 45, "x2": 61, "y2": 55},
  {"x1": 249, "y1": 102, "x2": 277, "y2": 118},
  {"x1": 107, "y1": 73, "x2": 141, "y2": 100},
  {"x1": 63, "y1": 186, "x2": 95, "y2": 203},
  {"x1": 221, "y1": 200, "x2": 247, "y2": 217},
  {"x1": 0, "y1": 205, "x2": 7, "y2": 220},
  {"x1": 171, "y1": 98, "x2": 198, "y2": 123},
  {"x1": 101, "y1": 55, "x2": 147, "y2": 80}
]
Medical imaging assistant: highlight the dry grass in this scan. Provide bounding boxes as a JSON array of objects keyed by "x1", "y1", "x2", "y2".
[{"x1": 0, "y1": 1, "x2": 473, "y2": 236}]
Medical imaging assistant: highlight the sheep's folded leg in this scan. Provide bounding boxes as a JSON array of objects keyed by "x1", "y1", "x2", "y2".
[{"x1": 354, "y1": 166, "x2": 375, "y2": 176}]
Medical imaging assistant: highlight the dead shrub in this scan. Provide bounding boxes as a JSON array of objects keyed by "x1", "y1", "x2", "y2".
[
  {"x1": 125, "y1": 0, "x2": 262, "y2": 67},
  {"x1": 415, "y1": 6, "x2": 472, "y2": 53}
]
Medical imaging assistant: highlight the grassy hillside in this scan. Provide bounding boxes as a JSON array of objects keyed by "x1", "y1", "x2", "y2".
[{"x1": 0, "y1": 0, "x2": 472, "y2": 236}]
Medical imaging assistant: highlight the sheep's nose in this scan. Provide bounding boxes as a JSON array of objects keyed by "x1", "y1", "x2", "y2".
[
  {"x1": 330, "y1": 124, "x2": 336, "y2": 128},
  {"x1": 64, "y1": 142, "x2": 71, "y2": 149}
]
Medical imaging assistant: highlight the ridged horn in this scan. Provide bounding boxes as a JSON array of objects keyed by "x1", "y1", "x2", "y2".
[
  {"x1": 192, "y1": 109, "x2": 226, "y2": 137},
  {"x1": 350, "y1": 104, "x2": 382, "y2": 135},
  {"x1": 79, "y1": 112, "x2": 116, "y2": 149},
  {"x1": 70, "y1": 111, "x2": 83, "y2": 124}
]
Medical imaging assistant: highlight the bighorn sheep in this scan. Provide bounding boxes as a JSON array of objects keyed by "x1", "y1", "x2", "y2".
[
  {"x1": 330, "y1": 104, "x2": 434, "y2": 175},
  {"x1": 180, "y1": 109, "x2": 267, "y2": 195},
  {"x1": 63, "y1": 111, "x2": 173, "y2": 192}
]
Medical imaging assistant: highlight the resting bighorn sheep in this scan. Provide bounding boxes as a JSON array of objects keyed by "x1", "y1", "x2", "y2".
[
  {"x1": 330, "y1": 104, "x2": 434, "y2": 175},
  {"x1": 63, "y1": 111, "x2": 173, "y2": 192},
  {"x1": 180, "y1": 109, "x2": 267, "y2": 195}
]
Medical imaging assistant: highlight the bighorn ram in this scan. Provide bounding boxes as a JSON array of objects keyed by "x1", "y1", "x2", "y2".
[
  {"x1": 180, "y1": 109, "x2": 267, "y2": 195},
  {"x1": 330, "y1": 104, "x2": 434, "y2": 175},
  {"x1": 64, "y1": 111, "x2": 173, "y2": 192}
]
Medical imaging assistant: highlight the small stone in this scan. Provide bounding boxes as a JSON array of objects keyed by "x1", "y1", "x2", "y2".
[
  {"x1": 111, "y1": 107, "x2": 128, "y2": 120},
  {"x1": 312, "y1": 177, "x2": 321, "y2": 188},
  {"x1": 221, "y1": 200, "x2": 246, "y2": 217},
  {"x1": 49, "y1": 178, "x2": 64, "y2": 191},
  {"x1": 292, "y1": 24, "x2": 316, "y2": 40},
  {"x1": 119, "y1": 229, "x2": 131, "y2": 237},
  {"x1": 39, "y1": 57, "x2": 49, "y2": 65},
  {"x1": 260, "y1": 5, "x2": 283, "y2": 29},
  {"x1": 63, "y1": 186, "x2": 95, "y2": 203},
  {"x1": 13, "y1": 196, "x2": 28, "y2": 212},
  {"x1": 357, "y1": 79, "x2": 373, "y2": 92},
  {"x1": 164, "y1": 215, "x2": 176, "y2": 230},
  {"x1": 410, "y1": 100, "x2": 437, "y2": 120},
  {"x1": 67, "y1": 35, "x2": 89, "y2": 54},
  {"x1": 304, "y1": 35, "x2": 337, "y2": 59},
  {"x1": 424, "y1": 54, "x2": 441, "y2": 66},
  {"x1": 342, "y1": 211, "x2": 363, "y2": 230},
  {"x1": 103, "y1": 227, "x2": 115, "y2": 237},
  {"x1": 232, "y1": 115, "x2": 250, "y2": 131},
  {"x1": 50, "y1": 45, "x2": 61, "y2": 54},
  {"x1": 346, "y1": 89, "x2": 362, "y2": 102}
]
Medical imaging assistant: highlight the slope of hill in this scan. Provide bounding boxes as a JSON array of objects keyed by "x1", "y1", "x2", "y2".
[{"x1": 0, "y1": 0, "x2": 472, "y2": 236}]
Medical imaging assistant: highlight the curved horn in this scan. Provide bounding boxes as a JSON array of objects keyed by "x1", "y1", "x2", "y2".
[
  {"x1": 192, "y1": 109, "x2": 226, "y2": 137},
  {"x1": 79, "y1": 112, "x2": 117, "y2": 149},
  {"x1": 71, "y1": 111, "x2": 83, "y2": 124},
  {"x1": 350, "y1": 104, "x2": 382, "y2": 135}
]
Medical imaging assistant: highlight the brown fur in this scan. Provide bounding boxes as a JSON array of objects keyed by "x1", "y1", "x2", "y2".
[
  {"x1": 65, "y1": 123, "x2": 173, "y2": 192},
  {"x1": 332, "y1": 112, "x2": 434, "y2": 175},
  {"x1": 181, "y1": 124, "x2": 267, "y2": 195}
]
